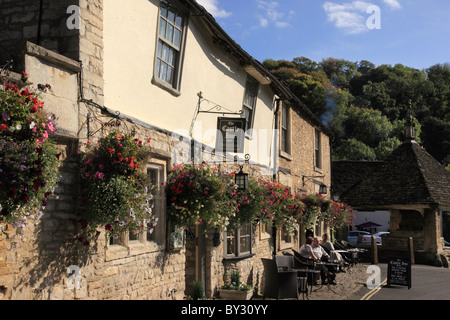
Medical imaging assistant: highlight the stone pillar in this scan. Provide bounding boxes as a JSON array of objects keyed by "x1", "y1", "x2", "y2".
[{"x1": 423, "y1": 206, "x2": 443, "y2": 254}]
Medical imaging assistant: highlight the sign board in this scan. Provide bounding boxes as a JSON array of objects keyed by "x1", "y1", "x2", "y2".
[
  {"x1": 215, "y1": 117, "x2": 246, "y2": 154},
  {"x1": 387, "y1": 257, "x2": 411, "y2": 289}
]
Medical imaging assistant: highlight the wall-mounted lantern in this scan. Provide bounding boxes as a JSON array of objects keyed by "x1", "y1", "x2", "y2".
[{"x1": 235, "y1": 165, "x2": 249, "y2": 190}]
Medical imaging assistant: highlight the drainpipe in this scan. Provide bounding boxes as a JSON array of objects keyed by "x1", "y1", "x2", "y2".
[
  {"x1": 272, "y1": 98, "x2": 281, "y2": 258},
  {"x1": 37, "y1": 0, "x2": 44, "y2": 45}
]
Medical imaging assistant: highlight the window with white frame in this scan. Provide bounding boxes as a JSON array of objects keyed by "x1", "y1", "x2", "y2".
[
  {"x1": 281, "y1": 104, "x2": 291, "y2": 154},
  {"x1": 155, "y1": 1, "x2": 186, "y2": 90},
  {"x1": 146, "y1": 163, "x2": 165, "y2": 243},
  {"x1": 109, "y1": 162, "x2": 165, "y2": 246},
  {"x1": 242, "y1": 77, "x2": 259, "y2": 135},
  {"x1": 225, "y1": 225, "x2": 252, "y2": 258},
  {"x1": 315, "y1": 129, "x2": 322, "y2": 169}
]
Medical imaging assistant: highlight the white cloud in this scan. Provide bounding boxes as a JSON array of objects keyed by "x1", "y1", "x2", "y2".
[
  {"x1": 256, "y1": 0, "x2": 294, "y2": 28},
  {"x1": 383, "y1": 0, "x2": 402, "y2": 10},
  {"x1": 323, "y1": 1, "x2": 375, "y2": 34},
  {"x1": 196, "y1": 0, "x2": 232, "y2": 18}
]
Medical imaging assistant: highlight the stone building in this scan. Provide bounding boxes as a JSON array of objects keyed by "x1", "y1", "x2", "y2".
[
  {"x1": 339, "y1": 132, "x2": 450, "y2": 267},
  {"x1": 0, "y1": 0, "x2": 332, "y2": 299}
]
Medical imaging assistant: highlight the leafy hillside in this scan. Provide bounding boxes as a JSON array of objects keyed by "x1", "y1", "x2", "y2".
[{"x1": 263, "y1": 57, "x2": 450, "y2": 169}]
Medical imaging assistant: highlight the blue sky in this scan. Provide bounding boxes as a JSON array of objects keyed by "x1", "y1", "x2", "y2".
[{"x1": 196, "y1": 0, "x2": 450, "y2": 71}]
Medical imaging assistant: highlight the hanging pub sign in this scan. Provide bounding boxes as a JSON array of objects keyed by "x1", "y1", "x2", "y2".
[
  {"x1": 387, "y1": 257, "x2": 412, "y2": 289},
  {"x1": 215, "y1": 117, "x2": 246, "y2": 154}
]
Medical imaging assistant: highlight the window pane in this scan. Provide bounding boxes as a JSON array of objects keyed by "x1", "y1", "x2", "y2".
[
  {"x1": 167, "y1": 66, "x2": 173, "y2": 83},
  {"x1": 166, "y1": 24, "x2": 174, "y2": 43},
  {"x1": 167, "y1": 10, "x2": 175, "y2": 23},
  {"x1": 239, "y1": 226, "x2": 251, "y2": 253},
  {"x1": 129, "y1": 231, "x2": 139, "y2": 242},
  {"x1": 173, "y1": 29, "x2": 181, "y2": 47},
  {"x1": 160, "y1": 62, "x2": 167, "y2": 81},
  {"x1": 227, "y1": 232, "x2": 236, "y2": 255},
  {"x1": 160, "y1": 6, "x2": 167, "y2": 18},
  {"x1": 157, "y1": 41, "x2": 162, "y2": 58},
  {"x1": 162, "y1": 44, "x2": 169, "y2": 61},
  {"x1": 155, "y1": 59, "x2": 161, "y2": 78},
  {"x1": 168, "y1": 47, "x2": 174, "y2": 65},
  {"x1": 175, "y1": 16, "x2": 183, "y2": 28},
  {"x1": 282, "y1": 105, "x2": 288, "y2": 129},
  {"x1": 159, "y1": 18, "x2": 166, "y2": 37}
]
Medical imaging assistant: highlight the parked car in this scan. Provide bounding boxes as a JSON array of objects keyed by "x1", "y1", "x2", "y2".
[
  {"x1": 347, "y1": 231, "x2": 371, "y2": 245},
  {"x1": 357, "y1": 231, "x2": 390, "y2": 245}
]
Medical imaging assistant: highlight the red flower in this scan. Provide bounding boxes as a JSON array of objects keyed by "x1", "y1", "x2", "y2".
[
  {"x1": 20, "y1": 194, "x2": 29, "y2": 203},
  {"x1": 7, "y1": 189, "x2": 17, "y2": 198},
  {"x1": 0, "y1": 124, "x2": 8, "y2": 131},
  {"x1": 105, "y1": 224, "x2": 112, "y2": 231}
]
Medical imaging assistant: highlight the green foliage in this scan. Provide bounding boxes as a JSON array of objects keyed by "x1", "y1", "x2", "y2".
[
  {"x1": 222, "y1": 269, "x2": 253, "y2": 291},
  {"x1": 76, "y1": 131, "x2": 157, "y2": 246},
  {"x1": 0, "y1": 80, "x2": 61, "y2": 242},
  {"x1": 165, "y1": 163, "x2": 237, "y2": 231},
  {"x1": 333, "y1": 138, "x2": 377, "y2": 161},
  {"x1": 191, "y1": 280, "x2": 205, "y2": 300},
  {"x1": 265, "y1": 56, "x2": 450, "y2": 164}
]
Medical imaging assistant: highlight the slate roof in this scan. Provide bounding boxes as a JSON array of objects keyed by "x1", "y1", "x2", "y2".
[
  {"x1": 332, "y1": 161, "x2": 383, "y2": 198},
  {"x1": 339, "y1": 141, "x2": 450, "y2": 209}
]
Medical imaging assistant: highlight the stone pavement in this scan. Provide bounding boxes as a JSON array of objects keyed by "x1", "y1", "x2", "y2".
[{"x1": 305, "y1": 263, "x2": 369, "y2": 300}]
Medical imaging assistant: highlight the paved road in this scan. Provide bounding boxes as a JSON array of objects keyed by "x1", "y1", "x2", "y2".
[{"x1": 350, "y1": 263, "x2": 450, "y2": 300}]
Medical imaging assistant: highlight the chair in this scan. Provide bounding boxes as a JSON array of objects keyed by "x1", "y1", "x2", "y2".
[
  {"x1": 290, "y1": 250, "x2": 321, "y2": 291},
  {"x1": 276, "y1": 254, "x2": 309, "y2": 299},
  {"x1": 261, "y1": 258, "x2": 299, "y2": 300},
  {"x1": 320, "y1": 244, "x2": 331, "y2": 255}
]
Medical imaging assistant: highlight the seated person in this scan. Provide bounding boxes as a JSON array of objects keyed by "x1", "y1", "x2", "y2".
[
  {"x1": 299, "y1": 237, "x2": 331, "y2": 285},
  {"x1": 321, "y1": 234, "x2": 348, "y2": 272}
]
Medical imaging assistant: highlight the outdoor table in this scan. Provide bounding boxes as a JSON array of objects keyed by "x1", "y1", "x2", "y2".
[
  {"x1": 279, "y1": 267, "x2": 321, "y2": 295},
  {"x1": 313, "y1": 261, "x2": 340, "y2": 293}
]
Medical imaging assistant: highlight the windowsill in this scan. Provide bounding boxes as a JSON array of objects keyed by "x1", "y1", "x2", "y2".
[
  {"x1": 151, "y1": 76, "x2": 181, "y2": 97},
  {"x1": 280, "y1": 241, "x2": 294, "y2": 250},
  {"x1": 260, "y1": 232, "x2": 271, "y2": 241},
  {"x1": 280, "y1": 150, "x2": 292, "y2": 161},
  {"x1": 105, "y1": 240, "x2": 166, "y2": 262},
  {"x1": 314, "y1": 166, "x2": 323, "y2": 174},
  {"x1": 222, "y1": 253, "x2": 255, "y2": 262}
]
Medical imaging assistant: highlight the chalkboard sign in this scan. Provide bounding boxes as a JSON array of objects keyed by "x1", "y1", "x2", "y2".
[{"x1": 387, "y1": 257, "x2": 411, "y2": 289}]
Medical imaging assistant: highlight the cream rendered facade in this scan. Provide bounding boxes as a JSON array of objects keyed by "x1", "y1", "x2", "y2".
[
  {"x1": 0, "y1": 0, "x2": 334, "y2": 300},
  {"x1": 103, "y1": 0, "x2": 277, "y2": 168}
]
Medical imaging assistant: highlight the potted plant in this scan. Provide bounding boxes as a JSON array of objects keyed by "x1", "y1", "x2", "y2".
[{"x1": 220, "y1": 270, "x2": 253, "y2": 300}]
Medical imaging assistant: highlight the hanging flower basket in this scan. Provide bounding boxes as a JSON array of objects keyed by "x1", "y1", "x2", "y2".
[
  {"x1": 75, "y1": 130, "x2": 158, "y2": 246},
  {"x1": 0, "y1": 78, "x2": 61, "y2": 244},
  {"x1": 165, "y1": 163, "x2": 237, "y2": 231},
  {"x1": 258, "y1": 178, "x2": 304, "y2": 236}
]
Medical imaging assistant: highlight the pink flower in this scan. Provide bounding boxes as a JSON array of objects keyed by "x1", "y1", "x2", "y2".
[
  {"x1": 94, "y1": 172, "x2": 104, "y2": 179},
  {"x1": 47, "y1": 122, "x2": 55, "y2": 132},
  {"x1": 116, "y1": 134, "x2": 121, "y2": 140},
  {"x1": 43, "y1": 130, "x2": 48, "y2": 139}
]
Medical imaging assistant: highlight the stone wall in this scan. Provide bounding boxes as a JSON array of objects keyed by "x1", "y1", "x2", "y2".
[
  {"x1": 0, "y1": 44, "x2": 187, "y2": 300},
  {"x1": 0, "y1": 0, "x2": 79, "y2": 71},
  {"x1": 277, "y1": 101, "x2": 333, "y2": 247}
]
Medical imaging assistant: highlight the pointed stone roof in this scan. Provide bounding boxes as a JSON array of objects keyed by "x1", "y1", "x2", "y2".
[{"x1": 340, "y1": 141, "x2": 450, "y2": 209}]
